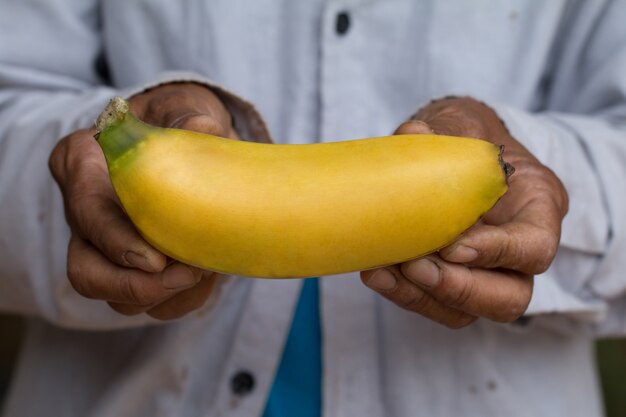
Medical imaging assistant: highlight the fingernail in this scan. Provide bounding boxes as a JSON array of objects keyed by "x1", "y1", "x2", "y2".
[
  {"x1": 446, "y1": 245, "x2": 479, "y2": 263},
  {"x1": 404, "y1": 258, "x2": 441, "y2": 288},
  {"x1": 123, "y1": 251, "x2": 153, "y2": 271},
  {"x1": 410, "y1": 120, "x2": 435, "y2": 133},
  {"x1": 395, "y1": 120, "x2": 433, "y2": 135},
  {"x1": 366, "y1": 268, "x2": 397, "y2": 291},
  {"x1": 161, "y1": 264, "x2": 201, "y2": 289}
]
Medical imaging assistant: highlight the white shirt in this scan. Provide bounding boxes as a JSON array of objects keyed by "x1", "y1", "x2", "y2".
[{"x1": 1, "y1": 1, "x2": 626, "y2": 416}]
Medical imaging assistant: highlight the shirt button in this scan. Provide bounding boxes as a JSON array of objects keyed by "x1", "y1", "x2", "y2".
[
  {"x1": 335, "y1": 11, "x2": 351, "y2": 36},
  {"x1": 230, "y1": 371, "x2": 255, "y2": 396}
]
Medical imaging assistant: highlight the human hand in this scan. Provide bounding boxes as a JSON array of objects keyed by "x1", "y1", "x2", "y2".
[
  {"x1": 361, "y1": 97, "x2": 568, "y2": 328},
  {"x1": 49, "y1": 83, "x2": 237, "y2": 320}
]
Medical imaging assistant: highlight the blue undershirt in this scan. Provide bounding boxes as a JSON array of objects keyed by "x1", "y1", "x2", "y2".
[{"x1": 262, "y1": 278, "x2": 322, "y2": 417}]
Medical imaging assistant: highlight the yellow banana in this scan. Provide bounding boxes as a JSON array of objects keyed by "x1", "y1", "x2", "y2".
[{"x1": 95, "y1": 97, "x2": 510, "y2": 278}]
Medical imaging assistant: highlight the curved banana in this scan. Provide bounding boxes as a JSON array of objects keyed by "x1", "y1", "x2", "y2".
[{"x1": 95, "y1": 97, "x2": 510, "y2": 278}]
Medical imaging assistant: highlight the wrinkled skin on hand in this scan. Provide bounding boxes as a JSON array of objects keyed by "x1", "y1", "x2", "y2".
[
  {"x1": 361, "y1": 96, "x2": 569, "y2": 329},
  {"x1": 49, "y1": 83, "x2": 238, "y2": 320}
]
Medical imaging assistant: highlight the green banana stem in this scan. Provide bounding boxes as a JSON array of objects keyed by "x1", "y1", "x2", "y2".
[
  {"x1": 95, "y1": 97, "x2": 151, "y2": 166},
  {"x1": 95, "y1": 96, "x2": 130, "y2": 133}
]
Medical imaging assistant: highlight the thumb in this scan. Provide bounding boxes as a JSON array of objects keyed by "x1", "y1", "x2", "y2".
[
  {"x1": 171, "y1": 113, "x2": 229, "y2": 137},
  {"x1": 128, "y1": 83, "x2": 236, "y2": 138},
  {"x1": 394, "y1": 120, "x2": 435, "y2": 135}
]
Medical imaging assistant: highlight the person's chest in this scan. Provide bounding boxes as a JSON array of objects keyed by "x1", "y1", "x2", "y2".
[{"x1": 102, "y1": 0, "x2": 565, "y2": 143}]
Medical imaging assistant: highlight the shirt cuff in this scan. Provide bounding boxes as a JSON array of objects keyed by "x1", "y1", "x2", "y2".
[
  {"x1": 481, "y1": 102, "x2": 611, "y2": 323},
  {"x1": 488, "y1": 102, "x2": 609, "y2": 255}
]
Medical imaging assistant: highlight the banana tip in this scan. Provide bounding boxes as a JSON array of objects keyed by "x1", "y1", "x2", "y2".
[
  {"x1": 503, "y1": 161, "x2": 515, "y2": 178},
  {"x1": 497, "y1": 144, "x2": 515, "y2": 180}
]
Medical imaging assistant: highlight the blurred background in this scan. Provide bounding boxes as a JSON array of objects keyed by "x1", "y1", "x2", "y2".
[{"x1": 1, "y1": 313, "x2": 625, "y2": 415}]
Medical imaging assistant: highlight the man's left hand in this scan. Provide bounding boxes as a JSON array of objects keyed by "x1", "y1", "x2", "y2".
[{"x1": 361, "y1": 97, "x2": 569, "y2": 328}]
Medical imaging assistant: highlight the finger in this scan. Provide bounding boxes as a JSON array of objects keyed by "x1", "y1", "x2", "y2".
[
  {"x1": 49, "y1": 129, "x2": 92, "y2": 188},
  {"x1": 49, "y1": 129, "x2": 94, "y2": 224},
  {"x1": 394, "y1": 120, "x2": 435, "y2": 135},
  {"x1": 59, "y1": 133, "x2": 166, "y2": 272},
  {"x1": 131, "y1": 83, "x2": 233, "y2": 134},
  {"x1": 171, "y1": 112, "x2": 228, "y2": 136},
  {"x1": 227, "y1": 125, "x2": 241, "y2": 140},
  {"x1": 361, "y1": 267, "x2": 477, "y2": 329},
  {"x1": 399, "y1": 256, "x2": 533, "y2": 322},
  {"x1": 440, "y1": 175, "x2": 563, "y2": 275},
  {"x1": 147, "y1": 272, "x2": 220, "y2": 320},
  {"x1": 67, "y1": 235, "x2": 203, "y2": 305},
  {"x1": 412, "y1": 97, "x2": 492, "y2": 139},
  {"x1": 70, "y1": 190, "x2": 166, "y2": 272},
  {"x1": 107, "y1": 301, "x2": 155, "y2": 316},
  {"x1": 485, "y1": 159, "x2": 567, "y2": 226},
  {"x1": 107, "y1": 271, "x2": 219, "y2": 317},
  {"x1": 439, "y1": 220, "x2": 560, "y2": 275}
]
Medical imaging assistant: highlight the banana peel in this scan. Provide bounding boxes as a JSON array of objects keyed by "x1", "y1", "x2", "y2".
[{"x1": 95, "y1": 97, "x2": 511, "y2": 278}]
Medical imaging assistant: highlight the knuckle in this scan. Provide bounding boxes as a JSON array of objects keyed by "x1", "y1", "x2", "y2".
[
  {"x1": 393, "y1": 284, "x2": 427, "y2": 310},
  {"x1": 66, "y1": 184, "x2": 96, "y2": 218},
  {"x1": 48, "y1": 141, "x2": 66, "y2": 179},
  {"x1": 118, "y1": 275, "x2": 152, "y2": 305},
  {"x1": 86, "y1": 202, "x2": 109, "y2": 239},
  {"x1": 49, "y1": 130, "x2": 90, "y2": 182},
  {"x1": 442, "y1": 274, "x2": 475, "y2": 309},
  {"x1": 69, "y1": 195, "x2": 127, "y2": 262},
  {"x1": 494, "y1": 294, "x2": 531, "y2": 323},
  {"x1": 66, "y1": 257, "x2": 94, "y2": 299},
  {"x1": 533, "y1": 257, "x2": 552, "y2": 275},
  {"x1": 534, "y1": 233, "x2": 558, "y2": 274},
  {"x1": 66, "y1": 257, "x2": 80, "y2": 283},
  {"x1": 424, "y1": 97, "x2": 488, "y2": 138},
  {"x1": 58, "y1": 132, "x2": 101, "y2": 172},
  {"x1": 146, "y1": 91, "x2": 195, "y2": 126},
  {"x1": 490, "y1": 228, "x2": 514, "y2": 269},
  {"x1": 461, "y1": 118, "x2": 487, "y2": 139},
  {"x1": 90, "y1": 215, "x2": 124, "y2": 260},
  {"x1": 68, "y1": 196, "x2": 94, "y2": 238},
  {"x1": 408, "y1": 295, "x2": 437, "y2": 315},
  {"x1": 506, "y1": 159, "x2": 537, "y2": 179}
]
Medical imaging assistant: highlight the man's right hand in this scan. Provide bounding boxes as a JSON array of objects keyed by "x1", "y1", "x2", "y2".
[{"x1": 49, "y1": 83, "x2": 238, "y2": 320}]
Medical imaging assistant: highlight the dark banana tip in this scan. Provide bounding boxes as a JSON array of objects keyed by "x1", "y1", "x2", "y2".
[
  {"x1": 503, "y1": 161, "x2": 515, "y2": 178},
  {"x1": 497, "y1": 144, "x2": 515, "y2": 181}
]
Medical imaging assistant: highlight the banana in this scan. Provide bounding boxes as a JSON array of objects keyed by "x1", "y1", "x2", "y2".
[{"x1": 95, "y1": 97, "x2": 510, "y2": 278}]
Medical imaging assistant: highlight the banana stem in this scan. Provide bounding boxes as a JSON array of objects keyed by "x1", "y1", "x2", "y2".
[
  {"x1": 96, "y1": 97, "x2": 130, "y2": 135},
  {"x1": 94, "y1": 97, "x2": 152, "y2": 166}
]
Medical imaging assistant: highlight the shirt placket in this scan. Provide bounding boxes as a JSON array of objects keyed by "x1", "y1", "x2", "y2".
[
  {"x1": 318, "y1": 2, "x2": 385, "y2": 416},
  {"x1": 210, "y1": 278, "x2": 301, "y2": 417}
]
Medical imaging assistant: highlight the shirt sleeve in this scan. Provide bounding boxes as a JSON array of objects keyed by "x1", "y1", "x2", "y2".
[
  {"x1": 488, "y1": 0, "x2": 626, "y2": 336},
  {"x1": 0, "y1": 1, "x2": 269, "y2": 330}
]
